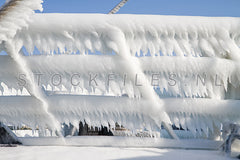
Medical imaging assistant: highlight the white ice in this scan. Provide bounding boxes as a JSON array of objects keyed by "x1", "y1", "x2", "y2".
[{"x1": 0, "y1": 1, "x2": 240, "y2": 137}]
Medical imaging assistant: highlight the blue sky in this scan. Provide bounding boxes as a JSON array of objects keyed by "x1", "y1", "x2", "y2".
[
  {"x1": 39, "y1": 0, "x2": 240, "y2": 17},
  {"x1": 0, "y1": 0, "x2": 240, "y2": 17}
]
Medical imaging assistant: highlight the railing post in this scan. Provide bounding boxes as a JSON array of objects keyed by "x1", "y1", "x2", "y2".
[{"x1": 222, "y1": 123, "x2": 240, "y2": 157}]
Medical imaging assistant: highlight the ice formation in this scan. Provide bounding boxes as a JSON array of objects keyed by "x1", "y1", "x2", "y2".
[
  {"x1": 0, "y1": 0, "x2": 43, "y2": 44},
  {"x1": 0, "y1": 0, "x2": 240, "y2": 139}
]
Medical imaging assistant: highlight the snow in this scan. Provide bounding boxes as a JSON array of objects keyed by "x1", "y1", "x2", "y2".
[
  {"x1": 0, "y1": 146, "x2": 236, "y2": 160},
  {"x1": 17, "y1": 136, "x2": 222, "y2": 149},
  {"x1": 0, "y1": 95, "x2": 240, "y2": 137},
  {"x1": 6, "y1": 14, "x2": 240, "y2": 102},
  {"x1": 15, "y1": 14, "x2": 240, "y2": 59},
  {"x1": 0, "y1": 0, "x2": 43, "y2": 44},
  {"x1": 0, "y1": 55, "x2": 240, "y2": 98},
  {"x1": 0, "y1": 0, "x2": 240, "y2": 147}
]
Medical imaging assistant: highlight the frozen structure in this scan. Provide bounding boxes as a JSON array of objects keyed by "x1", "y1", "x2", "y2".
[
  {"x1": 0, "y1": 122, "x2": 20, "y2": 145},
  {"x1": 222, "y1": 123, "x2": 240, "y2": 156},
  {"x1": 0, "y1": 0, "x2": 240, "y2": 149}
]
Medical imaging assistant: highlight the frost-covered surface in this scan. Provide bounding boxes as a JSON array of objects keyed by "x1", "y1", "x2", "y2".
[
  {"x1": 0, "y1": 0, "x2": 61, "y2": 133},
  {"x1": 18, "y1": 136, "x2": 223, "y2": 149},
  {"x1": 1, "y1": 10, "x2": 240, "y2": 139},
  {"x1": 15, "y1": 14, "x2": 240, "y2": 59},
  {"x1": 0, "y1": 146, "x2": 237, "y2": 160},
  {"x1": 1, "y1": 55, "x2": 240, "y2": 98},
  {"x1": 0, "y1": 95, "x2": 239, "y2": 137},
  {"x1": 0, "y1": 0, "x2": 43, "y2": 44},
  {"x1": 8, "y1": 14, "x2": 240, "y2": 100}
]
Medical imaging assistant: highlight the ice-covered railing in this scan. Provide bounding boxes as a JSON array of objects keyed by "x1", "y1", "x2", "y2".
[
  {"x1": 0, "y1": 3, "x2": 240, "y2": 138},
  {"x1": 1, "y1": 55, "x2": 240, "y2": 98},
  {"x1": 15, "y1": 14, "x2": 240, "y2": 58},
  {"x1": 1, "y1": 96, "x2": 240, "y2": 138},
  {"x1": 12, "y1": 14, "x2": 240, "y2": 99}
]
